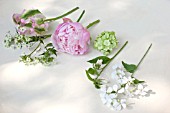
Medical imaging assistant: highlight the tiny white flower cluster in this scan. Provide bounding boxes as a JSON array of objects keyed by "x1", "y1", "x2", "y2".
[
  {"x1": 4, "y1": 32, "x2": 33, "y2": 49},
  {"x1": 99, "y1": 63, "x2": 150, "y2": 111}
]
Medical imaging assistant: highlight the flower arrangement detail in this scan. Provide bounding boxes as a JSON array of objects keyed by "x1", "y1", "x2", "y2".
[{"x1": 3, "y1": 6, "x2": 154, "y2": 111}]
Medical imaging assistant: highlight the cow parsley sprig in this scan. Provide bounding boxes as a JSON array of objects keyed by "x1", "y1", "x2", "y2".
[
  {"x1": 4, "y1": 31, "x2": 51, "y2": 49},
  {"x1": 19, "y1": 42, "x2": 57, "y2": 66}
]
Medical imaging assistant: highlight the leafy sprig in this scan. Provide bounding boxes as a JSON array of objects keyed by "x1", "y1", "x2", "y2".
[
  {"x1": 86, "y1": 41, "x2": 128, "y2": 89},
  {"x1": 4, "y1": 31, "x2": 51, "y2": 49},
  {"x1": 4, "y1": 31, "x2": 57, "y2": 66},
  {"x1": 20, "y1": 42, "x2": 57, "y2": 66},
  {"x1": 86, "y1": 42, "x2": 152, "y2": 89}
]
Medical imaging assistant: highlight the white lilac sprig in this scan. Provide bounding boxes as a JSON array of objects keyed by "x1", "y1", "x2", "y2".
[
  {"x1": 86, "y1": 43, "x2": 152, "y2": 111},
  {"x1": 94, "y1": 31, "x2": 118, "y2": 55}
]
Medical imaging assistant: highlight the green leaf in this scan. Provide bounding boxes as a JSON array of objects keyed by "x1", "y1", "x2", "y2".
[
  {"x1": 34, "y1": 27, "x2": 45, "y2": 34},
  {"x1": 39, "y1": 39, "x2": 44, "y2": 44},
  {"x1": 47, "y1": 48, "x2": 57, "y2": 56},
  {"x1": 87, "y1": 56, "x2": 110, "y2": 64},
  {"x1": 88, "y1": 68, "x2": 98, "y2": 75},
  {"x1": 133, "y1": 79, "x2": 145, "y2": 84},
  {"x1": 24, "y1": 23, "x2": 32, "y2": 27},
  {"x1": 37, "y1": 18, "x2": 44, "y2": 25},
  {"x1": 94, "y1": 79, "x2": 103, "y2": 89},
  {"x1": 86, "y1": 70, "x2": 94, "y2": 82},
  {"x1": 122, "y1": 61, "x2": 137, "y2": 73},
  {"x1": 21, "y1": 9, "x2": 41, "y2": 19},
  {"x1": 94, "y1": 84, "x2": 101, "y2": 89},
  {"x1": 45, "y1": 43, "x2": 53, "y2": 48}
]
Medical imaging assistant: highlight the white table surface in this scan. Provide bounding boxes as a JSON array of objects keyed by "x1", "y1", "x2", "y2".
[{"x1": 0, "y1": 0, "x2": 170, "y2": 113}]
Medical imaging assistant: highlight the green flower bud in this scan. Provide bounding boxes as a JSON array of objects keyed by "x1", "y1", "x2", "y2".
[{"x1": 94, "y1": 31, "x2": 118, "y2": 55}]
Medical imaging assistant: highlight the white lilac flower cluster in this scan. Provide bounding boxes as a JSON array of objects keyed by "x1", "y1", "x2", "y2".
[{"x1": 99, "y1": 63, "x2": 150, "y2": 111}]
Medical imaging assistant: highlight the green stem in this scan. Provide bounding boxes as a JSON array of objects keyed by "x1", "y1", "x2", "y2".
[
  {"x1": 99, "y1": 41, "x2": 128, "y2": 75},
  {"x1": 29, "y1": 42, "x2": 41, "y2": 56},
  {"x1": 86, "y1": 19, "x2": 100, "y2": 29},
  {"x1": 131, "y1": 43, "x2": 152, "y2": 76},
  {"x1": 44, "y1": 7, "x2": 79, "y2": 22},
  {"x1": 77, "y1": 10, "x2": 85, "y2": 22}
]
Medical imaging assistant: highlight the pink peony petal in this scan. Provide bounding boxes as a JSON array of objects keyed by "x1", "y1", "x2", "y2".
[{"x1": 63, "y1": 18, "x2": 72, "y2": 23}]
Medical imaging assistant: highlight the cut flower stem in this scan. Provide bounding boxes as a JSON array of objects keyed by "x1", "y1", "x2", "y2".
[
  {"x1": 99, "y1": 41, "x2": 128, "y2": 76},
  {"x1": 77, "y1": 10, "x2": 85, "y2": 22},
  {"x1": 86, "y1": 19, "x2": 100, "y2": 29},
  {"x1": 44, "y1": 7, "x2": 79, "y2": 22},
  {"x1": 28, "y1": 42, "x2": 41, "y2": 56},
  {"x1": 131, "y1": 43, "x2": 152, "y2": 77}
]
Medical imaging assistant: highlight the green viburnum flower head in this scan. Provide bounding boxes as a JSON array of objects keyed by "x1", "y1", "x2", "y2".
[{"x1": 94, "y1": 31, "x2": 118, "y2": 55}]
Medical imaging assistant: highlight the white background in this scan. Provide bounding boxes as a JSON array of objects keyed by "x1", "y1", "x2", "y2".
[{"x1": 0, "y1": 0, "x2": 170, "y2": 113}]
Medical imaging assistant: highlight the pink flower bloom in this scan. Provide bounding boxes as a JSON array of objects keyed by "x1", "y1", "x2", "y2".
[
  {"x1": 12, "y1": 9, "x2": 49, "y2": 36},
  {"x1": 52, "y1": 18, "x2": 90, "y2": 55}
]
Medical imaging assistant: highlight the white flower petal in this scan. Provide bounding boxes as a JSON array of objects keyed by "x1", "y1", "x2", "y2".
[
  {"x1": 118, "y1": 88, "x2": 125, "y2": 93},
  {"x1": 112, "y1": 85, "x2": 118, "y2": 91},
  {"x1": 112, "y1": 65, "x2": 118, "y2": 70},
  {"x1": 141, "y1": 91, "x2": 147, "y2": 96},
  {"x1": 125, "y1": 84, "x2": 129, "y2": 90},
  {"x1": 109, "y1": 93, "x2": 117, "y2": 99},
  {"x1": 116, "y1": 104, "x2": 122, "y2": 111},
  {"x1": 122, "y1": 77, "x2": 128, "y2": 84},
  {"x1": 105, "y1": 95, "x2": 112, "y2": 103},
  {"x1": 111, "y1": 71, "x2": 117, "y2": 76},
  {"x1": 135, "y1": 90, "x2": 140, "y2": 95},
  {"x1": 122, "y1": 103, "x2": 127, "y2": 109},
  {"x1": 138, "y1": 84, "x2": 143, "y2": 90},
  {"x1": 107, "y1": 87, "x2": 113, "y2": 93},
  {"x1": 96, "y1": 59, "x2": 103, "y2": 65},
  {"x1": 120, "y1": 99, "x2": 126, "y2": 103},
  {"x1": 100, "y1": 85, "x2": 107, "y2": 92},
  {"x1": 112, "y1": 99, "x2": 119, "y2": 107}
]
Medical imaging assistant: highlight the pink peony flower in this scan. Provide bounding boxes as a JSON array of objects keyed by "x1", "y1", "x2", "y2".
[
  {"x1": 13, "y1": 9, "x2": 49, "y2": 36},
  {"x1": 52, "y1": 18, "x2": 90, "y2": 55}
]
